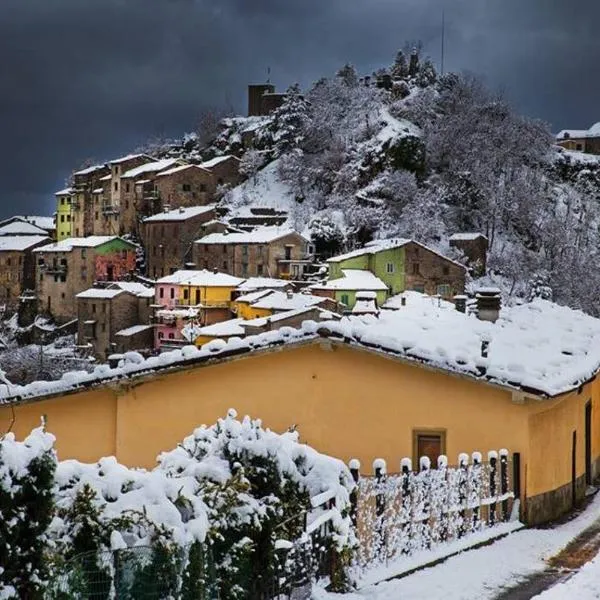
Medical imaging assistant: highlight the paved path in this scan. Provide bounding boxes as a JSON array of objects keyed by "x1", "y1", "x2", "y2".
[{"x1": 494, "y1": 516, "x2": 600, "y2": 599}]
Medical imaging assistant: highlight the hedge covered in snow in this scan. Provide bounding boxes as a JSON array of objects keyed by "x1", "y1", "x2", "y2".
[{"x1": 0, "y1": 410, "x2": 355, "y2": 598}]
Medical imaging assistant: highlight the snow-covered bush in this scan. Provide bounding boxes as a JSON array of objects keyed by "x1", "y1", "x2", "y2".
[
  {"x1": 0, "y1": 425, "x2": 57, "y2": 599},
  {"x1": 1, "y1": 411, "x2": 355, "y2": 597},
  {"x1": 158, "y1": 409, "x2": 355, "y2": 595}
]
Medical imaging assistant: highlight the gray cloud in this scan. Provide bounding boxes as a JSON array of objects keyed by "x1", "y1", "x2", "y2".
[{"x1": 1, "y1": 0, "x2": 599, "y2": 218}]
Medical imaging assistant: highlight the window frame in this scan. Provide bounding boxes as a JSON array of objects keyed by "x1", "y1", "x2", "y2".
[{"x1": 412, "y1": 428, "x2": 447, "y2": 469}]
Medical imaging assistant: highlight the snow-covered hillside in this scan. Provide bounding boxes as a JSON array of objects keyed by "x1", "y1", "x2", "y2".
[{"x1": 144, "y1": 49, "x2": 600, "y2": 315}]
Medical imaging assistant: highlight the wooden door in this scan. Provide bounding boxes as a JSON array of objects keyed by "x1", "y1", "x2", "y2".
[{"x1": 416, "y1": 433, "x2": 442, "y2": 468}]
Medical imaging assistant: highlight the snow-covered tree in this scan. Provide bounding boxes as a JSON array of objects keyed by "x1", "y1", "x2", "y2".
[
  {"x1": 272, "y1": 84, "x2": 309, "y2": 154},
  {"x1": 239, "y1": 149, "x2": 266, "y2": 184},
  {"x1": 309, "y1": 216, "x2": 345, "y2": 257},
  {"x1": 0, "y1": 425, "x2": 57, "y2": 599}
]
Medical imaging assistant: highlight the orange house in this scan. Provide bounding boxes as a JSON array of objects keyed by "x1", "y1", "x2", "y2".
[{"x1": 2, "y1": 294, "x2": 600, "y2": 526}]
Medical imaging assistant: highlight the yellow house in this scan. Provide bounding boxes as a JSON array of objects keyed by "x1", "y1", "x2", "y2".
[
  {"x1": 55, "y1": 187, "x2": 73, "y2": 240},
  {"x1": 234, "y1": 289, "x2": 327, "y2": 320},
  {"x1": 2, "y1": 294, "x2": 600, "y2": 526}
]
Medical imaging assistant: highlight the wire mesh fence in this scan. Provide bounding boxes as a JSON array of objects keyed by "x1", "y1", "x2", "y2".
[{"x1": 45, "y1": 544, "x2": 218, "y2": 600}]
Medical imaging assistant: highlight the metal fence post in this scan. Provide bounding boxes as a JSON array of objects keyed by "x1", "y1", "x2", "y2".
[
  {"x1": 349, "y1": 458, "x2": 360, "y2": 528},
  {"x1": 500, "y1": 448, "x2": 509, "y2": 521},
  {"x1": 488, "y1": 450, "x2": 498, "y2": 526}
]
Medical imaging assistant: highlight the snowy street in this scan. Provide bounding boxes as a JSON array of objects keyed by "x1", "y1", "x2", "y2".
[{"x1": 314, "y1": 493, "x2": 600, "y2": 600}]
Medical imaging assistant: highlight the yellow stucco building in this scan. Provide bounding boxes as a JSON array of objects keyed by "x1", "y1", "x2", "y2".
[
  {"x1": 2, "y1": 295, "x2": 599, "y2": 526},
  {"x1": 55, "y1": 188, "x2": 73, "y2": 240}
]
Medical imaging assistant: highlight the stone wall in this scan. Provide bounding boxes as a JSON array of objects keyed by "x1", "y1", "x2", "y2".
[
  {"x1": 403, "y1": 243, "x2": 466, "y2": 298},
  {"x1": 143, "y1": 209, "x2": 216, "y2": 279},
  {"x1": 193, "y1": 233, "x2": 308, "y2": 279},
  {"x1": 155, "y1": 167, "x2": 214, "y2": 209},
  {"x1": 77, "y1": 292, "x2": 141, "y2": 360}
]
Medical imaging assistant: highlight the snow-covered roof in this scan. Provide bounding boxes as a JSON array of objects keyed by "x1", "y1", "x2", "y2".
[
  {"x1": 0, "y1": 221, "x2": 48, "y2": 236},
  {"x1": 310, "y1": 269, "x2": 388, "y2": 291},
  {"x1": 92, "y1": 188, "x2": 104, "y2": 194},
  {"x1": 327, "y1": 239, "x2": 411, "y2": 262},
  {"x1": 99, "y1": 174, "x2": 112, "y2": 181},
  {"x1": 156, "y1": 164, "x2": 210, "y2": 177},
  {"x1": 556, "y1": 129, "x2": 588, "y2": 140},
  {"x1": 115, "y1": 324, "x2": 153, "y2": 337},
  {"x1": 55, "y1": 187, "x2": 74, "y2": 196},
  {"x1": 199, "y1": 155, "x2": 239, "y2": 169},
  {"x1": 197, "y1": 227, "x2": 305, "y2": 245},
  {"x1": 556, "y1": 123, "x2": 600, "y2": 140},
  {"x1": 450, "y1": 232, "x2": 488, "y2": 242},
  {"x1": 242, "y1": 306, "x2": 327, "y2": 328},
  {"x1": 5, "y1": 295, "x2": 600, "y2": 403},
  {"x1": 109, "y1": 153, "x2": 152, "y2": 165},
  {"x1": 76, "y1": 288, "x2": 124, "y2": 300},
  {"x1": 250, "y1": 291, "x2": 324, "y2": 311},
  {"x1": 121, "y1": 159, "x2": 181, "y2": 179},
  {"x1": 190, "y1": 318, "x2": 246, "y2": 338},
  {"x1": 236, "y1": 277, "x2": 291, "y2": 292},
  {"x1": 34, "y1": 236, "x2": 132, "y2": 253},
  {"x1": 328, "y1": 238, "x2": 466, "y2": 269},
  {"x1": 73, "y1": 164, "x2": 106, "y2": 176},
  {"x1": 156, "y1": 269, "x2": 244, "y2": 287},
  {"x1": 14, "y1": 216, "x2": 55, "y2": 231},
  {"x1": 235, "y1": 289, "x2": 274, "y2": 304},
  {"x1": 0, "y1": 235, "x2": 49, "y2": 252},
  {"x1": 109, "y1": 281, "x2": 155, "y2": 298},
  {"x1": 143, "y1": 204, "x2": 216, "y2": 223}
]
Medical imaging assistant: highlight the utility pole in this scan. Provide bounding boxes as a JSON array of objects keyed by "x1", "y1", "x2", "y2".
[{"x1": 441, "y1": 7, "x2": 446, "y2": 76}]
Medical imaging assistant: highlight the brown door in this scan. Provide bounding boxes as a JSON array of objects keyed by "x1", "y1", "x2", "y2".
[{"x1": 416, "y1": 433, "x2": 442, "y2": 468}]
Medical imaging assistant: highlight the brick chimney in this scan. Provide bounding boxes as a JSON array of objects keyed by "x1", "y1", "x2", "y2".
[{"x1": 476, "y1": 288, "x2": 501, "y2": 322}]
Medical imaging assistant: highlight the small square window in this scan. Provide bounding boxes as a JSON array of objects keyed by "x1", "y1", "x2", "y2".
[
  {"x1": 341, "y1": 294, "x2": 349, "y2": 305},
  {"x1": 182, "y1": 183, "x2": 191, "y2": 192},
  {"x1": 443, "y1": 266, "x2": 449, "y2": 276},
  {"x1": 386, "y1": 262, "x2": 394, "y2": 274},
  {"x1": 412, "y1": 263, "x2": 420, "y2": 275}
]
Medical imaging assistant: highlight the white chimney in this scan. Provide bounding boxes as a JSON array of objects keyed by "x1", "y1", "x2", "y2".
[{"x1": 476, "y1": 288, "x2": 501, "y2": 322}]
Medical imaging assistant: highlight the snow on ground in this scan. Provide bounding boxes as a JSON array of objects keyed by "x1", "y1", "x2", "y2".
[
  {"x1": 313, "y1": 493, "x2": 600, "y2": 600},
  {"x1": 533, "y1": 553, "x2": 600, "y2": 599},
  {"x1": 225, "y1": 158, "x2": 295, "y2": 214}
]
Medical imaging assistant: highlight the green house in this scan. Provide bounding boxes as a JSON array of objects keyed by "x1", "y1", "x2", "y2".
[
  {"x1": 309, "y1": 269, "x2": 389, "y2": 309},
  {"x1": 327, "y1": 239, "x2": 411, "y2": 296},
  {"x1": 323, "y1": 239, "x2": 467, "y2": 307}
]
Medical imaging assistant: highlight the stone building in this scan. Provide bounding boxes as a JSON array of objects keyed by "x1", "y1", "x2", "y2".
[
  {"x1": 142, "y1": 205, "x2": 217, "y2": 279},
  {"x1": 556, "y1": 123, "x2": 600, "y2": 154},
  {"x1": 193, "y1": 227, "x2": 312, "y2": 280},
  {"x1": 118, "y1": 158, "x2": 184, "y2": 235},
  {"x1": 34, "y1": 236, "x2": 137, "y2": 322},
  {"x1": 326, "y1": 239, "x2": 466, "y2": 305},
  {"x1": 449, "y1": 233, "x2": 489, "y2": 277},
  {"x1": 76, "y1": 286, "x2": 153, "y2": 360},
  {"x1": 153, "y1": 156, "x2": 240, "y2": 209},
  {"x1": 247, "y1": 84, "x2": 288, "y2": 116},
  {"x1": 0, "y1": 236, "x2": 50, "y2": 311},
  {"x1": 106, "y1": 154, "x2": 154, "y2": 235},
  {"x1": 70, "y1": 164, "x2": 111, "y2": 238}
]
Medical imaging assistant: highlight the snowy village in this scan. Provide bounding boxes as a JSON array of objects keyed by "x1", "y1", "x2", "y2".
[{"x1": 3, "y1": 4, "x2": 600, "y2": 599}]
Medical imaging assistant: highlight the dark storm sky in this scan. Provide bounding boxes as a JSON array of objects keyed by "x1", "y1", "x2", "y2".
[{"x1": 1, "y1": 0, "x2": 598, "y2": 219}]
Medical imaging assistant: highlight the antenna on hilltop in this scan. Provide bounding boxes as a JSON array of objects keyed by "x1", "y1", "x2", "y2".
[
  {"x1": 441, "y1": 7, "x2": 446, "y2": 75},
  {"x1": 267, "y1": 66, "x2": 271, "y2": 84}
]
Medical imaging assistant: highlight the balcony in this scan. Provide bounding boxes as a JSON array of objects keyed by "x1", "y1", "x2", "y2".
[
  {"x1": 102, "y1": 203, "x2": 119, "y2": 215},
  {"x1": 42, "y1": 263, "x2": 68, "y2": 275}
]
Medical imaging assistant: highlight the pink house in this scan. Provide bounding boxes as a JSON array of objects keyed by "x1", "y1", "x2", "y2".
[{"x1": 154, "y1": 271, "x2": 199, "y2": 349}]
